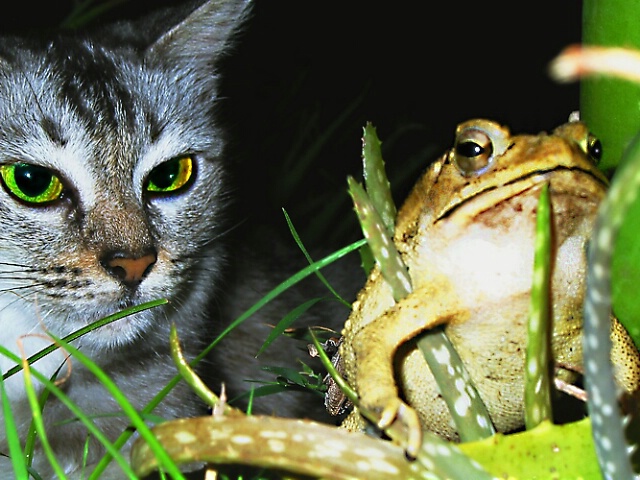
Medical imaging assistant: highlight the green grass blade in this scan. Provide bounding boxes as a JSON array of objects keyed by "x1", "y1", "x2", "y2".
[
  {"x1": 40, "y1": 337, "x2": 186, "y2": 480},
  {"x1": 60, "y1": 0, "x2": 131, "y2": 29},
  {"x1": 22, "y1": 357, "x2": 67, "y2": 479},
  {"x1": 256, "y1": 297, "x2": 325, "y2": 356},
  {"x1": 525, "y1": 184, "x2": 553, "y2": 429},
  {"x1": 277, "y1": 89, "x2": 365, "y2": 200},
  {"x1": 2, "y1": 298, "x2": 167, "y2": 381},
  {"x1": 210, "y1": 239, "x2": 366, "y2": 354},
  {"x1": 283, "y1": 208, "x2": 352, "y2": 308},
  {"x1": 309, "y1": 331, "x2": 357, "y2": 404},
  {"x1": 0, "y1": 372, "x2": 28, "y2": 479},
  {"x1": 24, "y1": 368, "x2": 60, "y2": 470},
  {"x1": 0, "y1": 346, "x2": 135, "y2": 478}
]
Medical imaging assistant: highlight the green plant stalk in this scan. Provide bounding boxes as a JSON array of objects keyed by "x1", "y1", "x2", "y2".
[
  {"x1": 416, "y1": 332, "x2": 495, "y2": 442},
  {"x1": 133, "y1": 414, "x2": 436, "y2": 480},
  {"x1": 583, "y1": 131, "x2": 640, "y2": 479},
  {"x1": 581, "y1": 0, "x2": 640, "y2": 172},
  {"x1": 0, "y1": 345, "x2": 136, "y2": 478},
  {"x1": 579, "y1": 0, "x2": 640, "y2": 352},
  {"x1": 169, "y1": 324, "x2": 223, "y2": 410},
  {"x1": 524, "y1": 184, "x2": 553, "y2": 429},
  {"x1": 92, "y1": 240, "x2": 365, "y2": 477}
]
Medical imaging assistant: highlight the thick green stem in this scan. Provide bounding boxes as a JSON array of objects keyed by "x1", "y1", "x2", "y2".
[{"x1": 581, "y1": 0, "x2": 640, "y2": 172}]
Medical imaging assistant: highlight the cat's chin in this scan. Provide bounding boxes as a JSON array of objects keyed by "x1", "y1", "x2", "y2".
[
  {"x1": 79, "y1": 315, "x2": 155, "y2": 352},
  {"x1": 64, "y1": 300, "x2": 161, "y2": 352}
]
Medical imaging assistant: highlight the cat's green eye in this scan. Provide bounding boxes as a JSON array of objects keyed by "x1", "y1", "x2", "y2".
[
  {"x1": 0, "y1": 163, "x2": 64, "y2": 204},
  {"x1": 146, "y1": 156, "x2": 194, "y2": 194}
]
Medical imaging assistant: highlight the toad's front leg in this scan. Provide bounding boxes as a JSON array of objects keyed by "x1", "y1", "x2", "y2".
[{"x1": 341, "y1": 285, "x2": 468, "y2": 458}]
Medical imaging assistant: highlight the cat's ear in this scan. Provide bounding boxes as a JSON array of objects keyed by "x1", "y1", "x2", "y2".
[{"x1": 146, "y1": 0, "x2": 251, "y2": 67}]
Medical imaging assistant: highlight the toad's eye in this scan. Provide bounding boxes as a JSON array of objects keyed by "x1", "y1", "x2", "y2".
[
  {"x1": 146, "y1": 156, "x2": 194, "y2": 194},
  {"x1": 0, "y1": 163, "x2": 64, "y2": 204},
  {"x1": 587, "y1": 134, "x2": 602, "y2": 163},
  {"x1": 452, "y1": 129, "x2": 495, "y2": 176}
]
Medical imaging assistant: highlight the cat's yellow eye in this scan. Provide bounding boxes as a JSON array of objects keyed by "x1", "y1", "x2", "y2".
[
  {"x1": 0, "y1": 163, "x2": 64, "y2": 204},
  {"x1": 146, "y1": 156, "x2": 193, "y2": 194}
]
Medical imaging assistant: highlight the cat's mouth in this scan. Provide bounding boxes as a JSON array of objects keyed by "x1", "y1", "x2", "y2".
[
  {"x1": 55, "y1": 287, "x2": 162, "y2": 339},
  {"x1": 68, "y1": 298, "x2": 159, "y2": 349}
]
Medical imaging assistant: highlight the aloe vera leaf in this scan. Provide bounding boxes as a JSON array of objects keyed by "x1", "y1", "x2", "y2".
[{"x1": 524, "y1": 183, "x2": 553, "y2": 429}]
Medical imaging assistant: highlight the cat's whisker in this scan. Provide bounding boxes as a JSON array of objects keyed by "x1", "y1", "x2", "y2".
[
  {"x1": 0, "y1": 270, "x2": 45, "y2": 280},
  {"x1": 0, "y1": 285, "x2": 44, "y2": 294},
  {"x1": 0, "y1": 260, "x2": 40, "y2": 268}
]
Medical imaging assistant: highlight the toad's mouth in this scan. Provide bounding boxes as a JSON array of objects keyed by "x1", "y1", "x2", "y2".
[{"x1": 436, "y1": 165, "x2": 608, "y2": 223}]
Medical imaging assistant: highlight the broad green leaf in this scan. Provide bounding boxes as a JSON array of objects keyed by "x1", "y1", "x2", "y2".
[{"x1": 460, "y1": 419, "x2": 600, "y2": 478}]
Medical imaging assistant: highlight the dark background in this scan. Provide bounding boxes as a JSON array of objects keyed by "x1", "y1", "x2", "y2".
[{"x1": 1, "y1": 1, "x2": 583, "y2": 245}]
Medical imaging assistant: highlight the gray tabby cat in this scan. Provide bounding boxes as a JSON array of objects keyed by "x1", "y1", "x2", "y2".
[{"x1": 0, "y1": 1, "x2": 355, "y2": 478}]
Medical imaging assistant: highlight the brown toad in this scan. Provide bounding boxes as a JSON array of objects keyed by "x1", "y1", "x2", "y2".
[{"x1": 338, "y1": 119, "x2": 640, "y2": 457}]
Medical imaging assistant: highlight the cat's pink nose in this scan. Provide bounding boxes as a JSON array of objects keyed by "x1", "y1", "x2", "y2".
[{"x1": 102, "y1": 252, "x2": 157, "y2": 286}]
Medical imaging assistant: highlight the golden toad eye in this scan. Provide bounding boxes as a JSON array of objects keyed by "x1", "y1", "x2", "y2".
[
  {"x1": 0, "y1": 163, "x2": 64, "y2": 204},
  {"x1": 587, "y1": 134, "x2": 602, "y2": 163},
  {"x1": 146, "y1": 156, "x2": 194, "y2": 194},
  {"x1": 452, "y1": 128, "x2": 494, "y2": 176}
]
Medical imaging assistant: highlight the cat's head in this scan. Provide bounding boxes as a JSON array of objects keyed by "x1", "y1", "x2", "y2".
[{"x1": 0, "y1": 0, "x2": 250, "y2": 351}]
